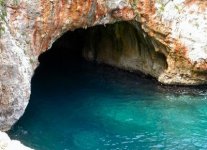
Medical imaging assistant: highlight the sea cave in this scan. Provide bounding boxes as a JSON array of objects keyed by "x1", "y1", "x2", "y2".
[
  {"x1": 7, "y1": 22, "x2": 207, "y2": 150},
  {"x1": 1, "y1": 0, "x2": 207, "y2": 149}
]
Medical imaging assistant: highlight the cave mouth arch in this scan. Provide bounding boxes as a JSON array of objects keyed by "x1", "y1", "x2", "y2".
[
  {"x1": 26, "y1": 21, "x2": 168, "y2": 117},
  {"x1": 20, "y1": 21, "x2": 169, "y2": 125},
  {"x1": 36, "y1": 21, "x2": 168, "y2": 81},
  {"x1": 8, "y1": 21, "x2": 207, "y2": 149},
  {"x1": 28, "y1": 21, "x2": 169, "y2": 109},
  {"x1": 7, "y1": 21, "x2": 170, "y2": 149}
]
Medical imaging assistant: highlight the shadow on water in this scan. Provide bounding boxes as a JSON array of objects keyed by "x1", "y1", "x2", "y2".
[{"x1": 7, "y1": 27, "x2": 207, "y2": 150}]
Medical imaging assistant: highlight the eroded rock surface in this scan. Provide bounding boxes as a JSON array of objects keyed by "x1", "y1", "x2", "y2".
[
  {"x1": 83, "y1": 21, "x2": 168, "y2": 78},
  {"x1": 0, "y1": 0, "x2": 206, "y2": 130}
]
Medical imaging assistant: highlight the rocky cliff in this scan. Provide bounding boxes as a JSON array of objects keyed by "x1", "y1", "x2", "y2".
[{"x1": 0, "y1": 0, "x2": 206, "y2": 131}]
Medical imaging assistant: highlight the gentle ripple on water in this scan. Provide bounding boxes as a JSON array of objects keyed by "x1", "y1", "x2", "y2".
[{"x1": 8, "y1": 60, "x2": 207, "y2": 150}]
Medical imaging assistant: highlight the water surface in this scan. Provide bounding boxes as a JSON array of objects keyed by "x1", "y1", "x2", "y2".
[{"x1": 8, "y1": 58, "x2": 207, "y2": 150}]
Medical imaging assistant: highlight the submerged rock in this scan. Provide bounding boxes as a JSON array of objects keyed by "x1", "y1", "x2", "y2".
[
  {"x1": 0, "y1": 131, "x2": 32, "y2": 150},
  {"x1": 0, "y1": 0, "x2": 206, "y2": 130}
]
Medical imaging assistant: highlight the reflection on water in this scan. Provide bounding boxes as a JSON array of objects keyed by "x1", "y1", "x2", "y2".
[{"x1": 8, "y1": 59, "x2": 207, "y2": 150}]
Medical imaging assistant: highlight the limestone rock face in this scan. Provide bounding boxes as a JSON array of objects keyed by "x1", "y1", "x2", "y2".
[
  {"x1": 83, "y1": 21, "x2": 168, "y2": 78},
  {"x1": 0, "y1": 131, "x2": 33, "y2": 150},
  {"x1": 0, "y1": 0, "x2": 206, "y2": 130}
]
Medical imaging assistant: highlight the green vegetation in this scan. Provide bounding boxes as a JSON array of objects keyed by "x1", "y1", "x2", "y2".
[
  {"x1": 0, "y1": 0, "x2": 6, "y2": 20},
  {"x1": 0, "y1": 0, "x2": 19, "y2": 35},
  {"x1": 0, "y1": 0, "x2": 6, "y2": 35}
]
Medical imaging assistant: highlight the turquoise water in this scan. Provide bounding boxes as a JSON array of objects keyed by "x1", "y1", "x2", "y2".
[{"x1": 8, "y1": 46, "x2": 207, "y2": 150}]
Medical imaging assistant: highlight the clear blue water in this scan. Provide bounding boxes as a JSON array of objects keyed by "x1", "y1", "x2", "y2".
[{"x1": 8, "y1": 57, "x2": 207, "y2": 150}]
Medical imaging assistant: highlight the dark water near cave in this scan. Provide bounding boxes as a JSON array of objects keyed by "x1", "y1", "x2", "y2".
[
  {"x1": 8, "y1": 28, "x2": 207, "y2": 149},
  {"x1": 8, "y1": 58, "x2": 207, "y2": 150}
]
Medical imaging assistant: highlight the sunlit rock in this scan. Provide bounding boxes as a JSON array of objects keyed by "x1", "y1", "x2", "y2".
[{"x1": 0, "y1": 131, "x2": 32, "y2": 150}]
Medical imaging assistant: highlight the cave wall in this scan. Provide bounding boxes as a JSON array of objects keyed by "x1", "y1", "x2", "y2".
[
  {"x1": 0, "y1": 0, "x2": 206, "y2": 131},
  {"x1": 83, "y1": 21, "x2": 168, "y2": 78}
]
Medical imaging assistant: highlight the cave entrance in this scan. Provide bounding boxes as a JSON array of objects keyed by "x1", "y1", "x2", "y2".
[
  {"x1": 9, "y1": 21, "x2": 169, "y2": 149},
  {"x1": 36, "y1": 21, "x2": 167, "y2": 81}
]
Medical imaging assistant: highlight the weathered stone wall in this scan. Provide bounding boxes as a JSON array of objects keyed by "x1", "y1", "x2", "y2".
[
  {"x1": 0, "y1": 0, "x2": 206, "y2": 131},
  {"x1": 83, "y1": 21, "x2": 168, "y2": 78}
]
